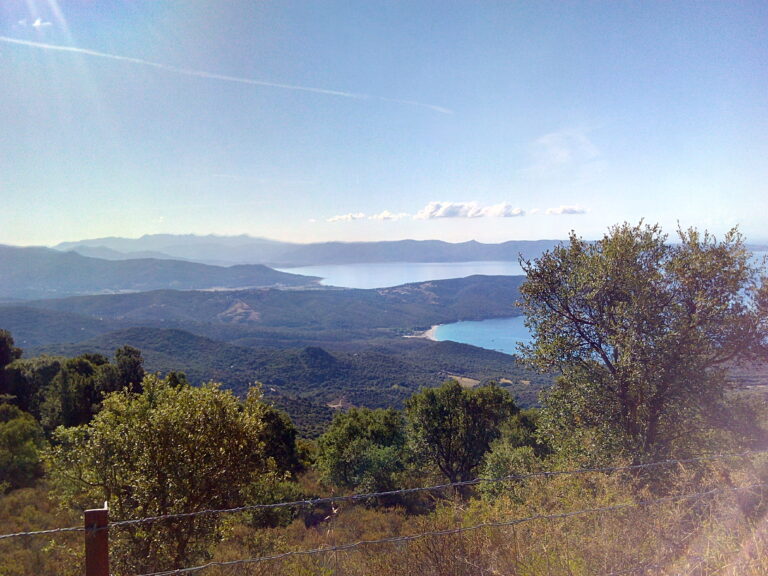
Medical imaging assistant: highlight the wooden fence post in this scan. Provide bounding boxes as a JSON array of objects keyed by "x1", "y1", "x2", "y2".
[{"x1": 84, "y1": 505, "x2": 109, "y2": 576}]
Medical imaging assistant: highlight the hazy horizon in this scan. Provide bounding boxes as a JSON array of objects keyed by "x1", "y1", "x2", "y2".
[{"x1": 2, "y1": 230, "x2": 768, "y2": 250}]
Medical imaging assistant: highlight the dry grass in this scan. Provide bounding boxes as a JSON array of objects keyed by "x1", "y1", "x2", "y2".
[
  {"x1": 202, "y1": 455, "x2": 768, "y2": 576},
  {"x1": 3, "y1": 456, "x2": 767, "y2": 575}
]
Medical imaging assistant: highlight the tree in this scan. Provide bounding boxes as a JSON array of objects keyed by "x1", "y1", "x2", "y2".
[
  {"x1": 47, "y1": 375, "x2": 282, "y2": 573},
  {"x1": 1, "y1": 356, "x2": 63, "y2": 418},
  {"x1": 0, "y1": 403, "x2": 45, "y2": 492},
  {"x1": 39, "y1": 355, "x2": 120, "y2": 431},
  {"x1": 406, "y1": 380, "x2": 516, "y2": 492},
  {"x1": 3, "y1": 350, "x2": 140, "y2": 431},
  {"x1": 0, "y1": 330, "x2": 21, "y2": 368},
  {"x1": 259, "y1": 404, "x2": 302, "y2": 475},
  {"x1": 115, "y1": 345, "x2": 145, "y2": 392},
  {"x1": 519, "y1": 222, "x2": 765, "y2": 462},
  {"x1": 317, "y1": 407, "x2": 406, "y2": 498},
  {"x1": 0, "y1": 330, "x2": 22, "y2": 401}
]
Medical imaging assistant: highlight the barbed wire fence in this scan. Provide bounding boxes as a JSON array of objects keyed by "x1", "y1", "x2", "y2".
[
  {"x1": 133, "y1": 482, "x2": 768, "y2": 576},
  {"x1": 1, "y1": 448, "x2": 766, "y2": 575}
]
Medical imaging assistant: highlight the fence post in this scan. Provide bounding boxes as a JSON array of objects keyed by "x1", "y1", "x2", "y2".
[{"x1": 84, "y1": 505, "x2": 109, "y2": 576}]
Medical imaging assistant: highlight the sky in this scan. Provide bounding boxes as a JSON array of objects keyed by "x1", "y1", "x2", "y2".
[{"x1": 1, "y1": 1, "x2": 766, "y2": 246}]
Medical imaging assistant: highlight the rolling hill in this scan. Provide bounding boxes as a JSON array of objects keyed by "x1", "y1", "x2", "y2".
[{"x1": 1, "y1": 275, "x2": 525, "y2": 348}]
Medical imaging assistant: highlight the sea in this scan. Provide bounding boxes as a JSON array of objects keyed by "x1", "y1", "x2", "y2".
[
  {"x1": 278, "y1": 251, "x2": 767, "y2": 356},
  {"x1": 276, "y1": 260, "x2": 526, "y2": 289},
  {"x1": 276, "y1": 260, "x2": 530, "y2": 355},
  {"x1": 431, "y1": 316, "x2": 531, "y2": 355}
]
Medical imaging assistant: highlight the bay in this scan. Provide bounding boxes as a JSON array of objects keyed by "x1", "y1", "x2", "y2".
[
  {"x1": 278, "y1": 251, "x2": 766, "y2": 356},
  {"x1": 277, "y1": 261, "x2": 525, "y2": 289},
  {"x1": 432, "y1": 316, "x2": 532, "y2": 356}
]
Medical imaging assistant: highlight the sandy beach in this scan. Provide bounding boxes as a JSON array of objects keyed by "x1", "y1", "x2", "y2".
[{"x1": 405, "y1": 325, "x2": 440, "y2": 340}]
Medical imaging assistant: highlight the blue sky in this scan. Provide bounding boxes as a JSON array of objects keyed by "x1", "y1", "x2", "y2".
[{"x1": 1, "y1": 1, "x2": 766, "y2": 246}]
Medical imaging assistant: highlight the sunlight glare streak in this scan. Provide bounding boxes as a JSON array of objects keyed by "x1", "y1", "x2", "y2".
[
  {"x1": 0, "y1": 35, "x2": 453, "y2": 114},
  {"x1": 12, "y1": 1, "x2": 115, "y2": 142},
  {"x1": 44, "y1": 0, "x2": 73, "y2": 43}
]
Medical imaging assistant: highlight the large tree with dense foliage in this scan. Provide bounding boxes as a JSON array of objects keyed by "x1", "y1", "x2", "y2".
[
  {"x1": 47, "y1": 375, "x2": 286, "y2": 573},
  {"x1": 317, "y1": 407, "x2": 406, "y2": 497},
  {"x1": 406, "y1": 380, "x2": 516, "y2": 491},
  {"x1": 519, "y1": 222, "x2": 765, "y2": 462}
]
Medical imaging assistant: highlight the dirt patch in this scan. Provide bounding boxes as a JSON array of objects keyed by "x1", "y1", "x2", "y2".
[{"x1": 445, "y1": 374, "x2": 481, "y2": 388}]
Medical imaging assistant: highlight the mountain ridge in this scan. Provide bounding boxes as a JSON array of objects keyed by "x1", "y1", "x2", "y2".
[{"x1": 52, "y1": 235, "x2": 563, "y2": 267}]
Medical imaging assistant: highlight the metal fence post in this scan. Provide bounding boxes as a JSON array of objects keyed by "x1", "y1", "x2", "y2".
[{"x1": 85, "y1": 505, "x2": 109, "y2": 576}]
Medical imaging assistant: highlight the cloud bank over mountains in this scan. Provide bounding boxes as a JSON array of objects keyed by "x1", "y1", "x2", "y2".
[{"x1": 326, "y1": 202, "x2": 586, "y2": 223}]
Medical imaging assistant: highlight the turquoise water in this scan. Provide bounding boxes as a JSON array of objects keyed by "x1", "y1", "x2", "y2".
[
  {"x1": 432, "y1": 316, "x2": 532, "y2": 356},
  {"x1": 277, "y1": 261, "x2": 525, "y2": 289}
]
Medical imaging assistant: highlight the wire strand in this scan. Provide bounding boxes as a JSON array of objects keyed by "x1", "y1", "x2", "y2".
[
  {"x1": 0, "y1": 525, "x2": 84, "y2": 541},
  {"x1": 133, "y1": 481, "x2": 767, "y2": 576}
]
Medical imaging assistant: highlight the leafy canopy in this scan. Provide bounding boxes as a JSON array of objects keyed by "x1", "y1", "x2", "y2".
[
  {"x1": 317, "y1": 407, "x2": 406, "y2": 497},
  {"x1": 0, "y1": 403, "x2": 45, "y2": 492},
  {"x1": 519, "y1": 222, "x2": 765, "y2": 461},
  {"x1": 406, "y1": 380, "x2": 516, "y2": 488},
  {"x1": 47, "y1": 375, "x2": 283, "y2": 573}
]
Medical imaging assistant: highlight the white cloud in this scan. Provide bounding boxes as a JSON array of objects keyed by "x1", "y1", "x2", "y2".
[
  {"x1": 415, "y1": 202, "x2": 484, "y2": 219},
  {"x1": 415, "y1": 201, "x2": 525, "y2": 219},
  {"x1": 325, "y1": 202, "x2": 526, "y2": 223},
  {"x1": 482, "y1": 202, "x2": 525, "y2": 218},
  {"x1": 545, "y1": 205, "x2": 587, "y2": 215},
  {"x1": 327, "y1": 212, "x2": 366, "y2": 223},
  {"x1": 369, "y1": 210, "x2": 409, "y2": 221}
]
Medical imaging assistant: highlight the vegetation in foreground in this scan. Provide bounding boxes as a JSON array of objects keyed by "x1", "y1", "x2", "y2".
[{"x1": 1, "y1": 222, "x2": 767, "y2": 575}]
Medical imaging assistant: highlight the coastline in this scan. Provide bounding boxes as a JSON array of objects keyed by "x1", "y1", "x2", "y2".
[{"x1": 406, "y1": 325, "x2": 441, "y2": 341}]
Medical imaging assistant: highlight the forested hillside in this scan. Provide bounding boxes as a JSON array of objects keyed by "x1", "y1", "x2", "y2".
[
  {"x1": 0, "y1": 275, "x2": 525, "y2": 348},
  {"x1": 29, "y1": 327, "x2": 549, "y2": 434}
]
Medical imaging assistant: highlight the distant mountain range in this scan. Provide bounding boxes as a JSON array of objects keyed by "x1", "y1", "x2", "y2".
[
  {"x1": 5, "y1": 234, "x2": 763, "y2": 301},
  {"x1": 0, "y1": 244, "x2": 318, "y2": 300},
  {"x1": 54, "y1": 234, "x2": 562, "y2": 267},
  {"x1": 52, "y1": 234, "x2": 768, "y2": 268}
]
